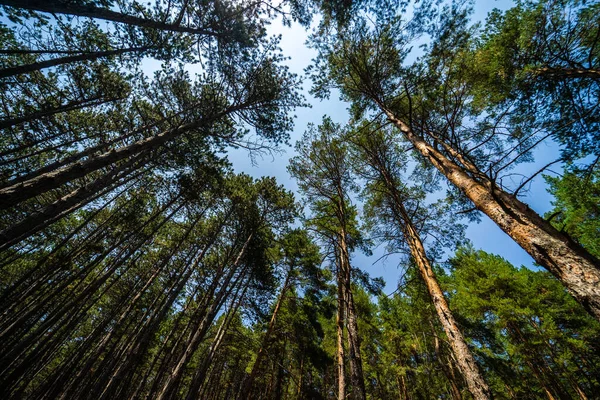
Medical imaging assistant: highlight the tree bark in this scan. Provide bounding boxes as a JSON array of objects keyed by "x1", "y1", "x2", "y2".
[
  {"x1": 379, "y1": 104, "x2": 600, "y2": 322},
  {"x1": 238, "y1": 270, "x2": 292, "y2": 399},
  {"x1": 356, "y1": 135, "x2": 491, "y2": 399},
  {"x1": 0, "y1": 46, "x2": 150, "y2": 79},
  {"x1": 0, "y1": 102, "x2": 245, "y2": 209},
  {"x1": 339, "y1": 230, "x2": 366, "y2": 400},
  {"x1": 0, "y1": 0, "x2": 219, "y2": 36},
  {"x1": 532, "y1": 66, "x2": 600, "y2": 80},
  {"x1": 396, "y1": 201, "x2": 491, "y2": 399}
]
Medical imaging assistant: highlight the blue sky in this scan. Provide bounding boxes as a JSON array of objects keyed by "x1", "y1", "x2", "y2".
[{"x1": 223, "y1": 0, "x2": 560, "y2": 293}]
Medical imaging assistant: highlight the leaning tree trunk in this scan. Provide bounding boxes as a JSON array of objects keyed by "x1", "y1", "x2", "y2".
[
  {"x1": 532, "y1": 66, "x2": 600, "y2": 80},
  {"x1": 339, "y1": 227, "x2": 367, "y2": 400},
  {"x1": 371, "y1": 157, "x2": 491, "y2": 399},
  {"x1": 0, "y1": 0, "x2": 219, "y2": 36},
  {"x1": 379, "y1": 104, "x2": 600, "y2": 322},
  {"x1": 0, "y1": 102, "x2": 246, "y2": 209},
  {"x1": 238, "y1": 270, "x2": 292, "y2": 399},
  {"x1": 0, "y1": 46, "x2": 150, "y2": 79},
  {"x1": 0, "y1": 95, "x2": 120, "y2": 131},
  {"x1": 0, "y1": 154, "x2": 148, "y2": 250},
  {"x1": 401, "y1": 207, "x2": 491, "y2": 399}
]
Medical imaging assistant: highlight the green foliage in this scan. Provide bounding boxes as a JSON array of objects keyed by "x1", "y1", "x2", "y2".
[
  {"x1": 2, "y1": 1, "x2": 600, "y2": 399},
  {"x1": 446, "y1": 246, "x2": 600, "y2": 398},
  {"x1": 545, "y1": 167, "x2": 600, "y2": 258}
]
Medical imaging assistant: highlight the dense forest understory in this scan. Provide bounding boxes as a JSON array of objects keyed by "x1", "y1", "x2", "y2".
[{"x1": 0, "y1": 0, "x2": 599, "y2": 399}]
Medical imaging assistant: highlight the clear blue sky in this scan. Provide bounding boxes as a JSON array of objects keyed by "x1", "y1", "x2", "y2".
[{"x1": 222, "y1": 0, "x2": 559, "y2": 293}]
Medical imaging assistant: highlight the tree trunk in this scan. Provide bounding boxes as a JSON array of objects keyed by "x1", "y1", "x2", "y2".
[
  {"x1": 239, "y1": 270, "x2": 292, "y2": 399},
  {"x1": 0, "y1": 101, "x2": 245, "y2": 209},
  {"x1": 0, "y1": 0, "x2": 219, "y2": 36},
  {"x1": 402, "y1": 210, "x2": 491, "y2": 399},
  {"x1": 336, "y1": 262, "x2": 347, "y2": 400},
  {"x1": 0, "y1": 95, "x2": 119, "y2": 131},
  {"x1": 532, "y1": 66, "x2": 600, "y2": 80},
  {"x1": 363, "y1": 146, "x2": 491, "y2": 399},
  {"x1": 337, "y1": 192, "x2": 366, "y2": 399},
  {"x1": 0, "y1": 46, "x2": 150, "y2": 79},
  {"x1": 379, "y1": 104, "x2": 600, "y2": 322},
  {"x1": 0, "y1": 155, "x2": 147, "y2": 250}
]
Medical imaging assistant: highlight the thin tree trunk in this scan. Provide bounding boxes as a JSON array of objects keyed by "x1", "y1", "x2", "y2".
[
  {"x1": 0, "y1": 95, "x2": 120, "y2": 131},
  {"x1": 239, "y1": 270, "x2": 293, "y2": 399},
  {"x1": 336, "y1": 261, "x2": 347, "y2": 400},
  {"x1": 378, "y1": 103, "x2": 600, "y2": 322},
  {"x1": 0, "y1": 0, "x2": 220, "y2": 36},
  {"x1": 357, "y1": 137, "x2": 491, "y2": 399},
  {"x1": 532, "y1": 66, "x2": 600, "y2": 80},
  {"x1": 0, "y1": 101, "x2": 246, "y2": 208},
  {"x1": 0, "y1": 46, "x2": 150, "y2": 79},
  {"x1": 395, "y1": 196, "x2": 490, "y2": 399},
  {"x1": 341, "y1": 241, "x2": 366, "y2": 400}
]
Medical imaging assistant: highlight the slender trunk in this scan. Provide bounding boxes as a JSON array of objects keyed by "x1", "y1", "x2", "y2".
[
  {"x1": 379, "y1": 104, "x2": 600, "y2": 321},
  {"x1": 363, "y1": 144, "x2": 490, "y2": 399},
  {"x1": 336, "y1": 260, "x2": 346, "y2": 400},
  {"x1": 0, "y1": 102, "x2": 245, "y2": 208},
  {"x1": 398, "y1": 202, "x2": 490, "y2": 399},
  {"x1": 97, "y1": 213, "x2": 221, "y2": 399},
  {"x1": 239, "y1": 270, "x2": 293, "y2": 399},
  {"x1": 0, "y1": 0, "x2": 219, "y2": 36},
  {"x1": 532, "y1": 66, "x2": 600, "y2": 80},
  {"x1": 0, "y1": 46, "x2": 150, "y2": 79},
  {"x1": 0, "y1": 49, "x2": 113, "y2": 55},
  {"x1": 2, "y1": 111, "x2": 167, "y2": 185},
  {"x1": 336, "y1": 192, "x2": 366, "y2": 399},
  {"x1": 0, "y1": 95, "x2": 119, "y2": 131},
  {"x1": 0, "y1": 155, "x2": 147, "y2": 250}
]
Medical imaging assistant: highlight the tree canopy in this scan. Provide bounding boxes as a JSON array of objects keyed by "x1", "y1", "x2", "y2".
[{"x1": 0, "y1": 0, "x2": 598, "y2": 398}]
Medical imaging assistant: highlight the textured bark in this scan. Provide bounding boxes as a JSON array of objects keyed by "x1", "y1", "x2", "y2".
[
  {"x1": 533, "y1": 66, "x2": 600, "y2": 80},
  {"x1": 0, "y1": 155, "x2": 146, "y2": 250},
  {"x1": 356, "y1": 134, "x2": 490, "y2": 399},
  {"x1": 239, "y1": 270, "x2": 292, "y2": 399},
  {"x1": 0, "y1": 103, "x2": 244, "y2": 208},
  {"x1": 339, "y1": 228, "x2": 367, "y2": 400},
  {"x1": 0, "y1": 0, "x2": 218, "y2": 36},
  {"x1": 0, "y1": 46, "x2": 149, "y2": 79},
  {"x1": 380, "y1": 105, "x2": 600, "y2": 322},
  {"x1": 391, "y1": 189, "x2": 491, "y2": 399}
]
